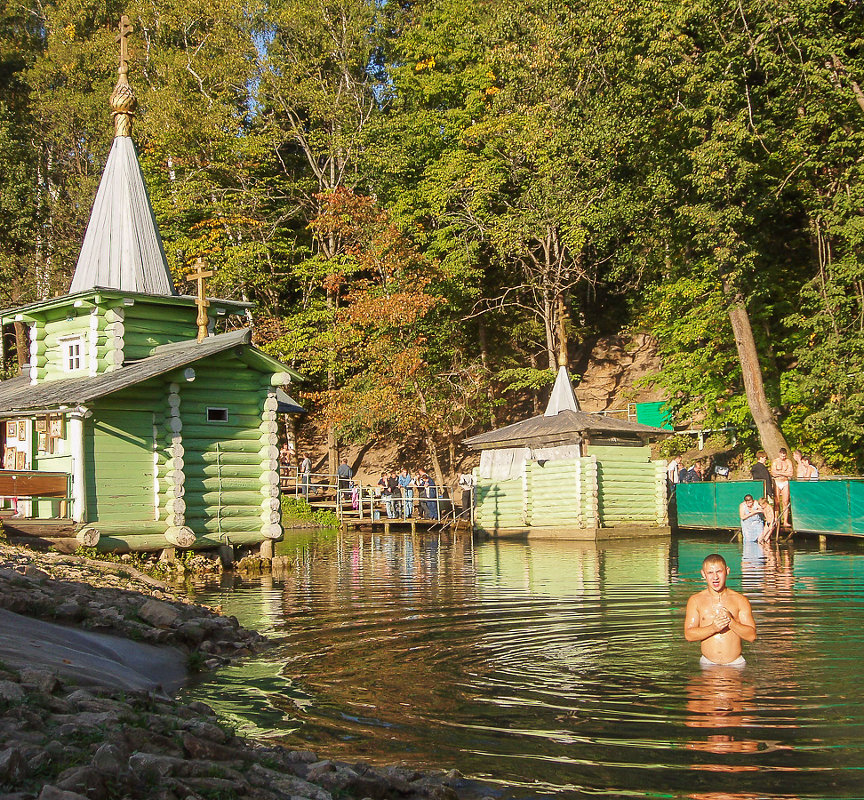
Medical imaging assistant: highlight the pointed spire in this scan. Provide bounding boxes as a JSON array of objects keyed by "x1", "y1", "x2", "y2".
[
  {"x1": 544, "y1": 365, "x2": 580, "y2": 416},
  {"x1": 69, "y1": 16, "x2": 176, "y2": 297}
]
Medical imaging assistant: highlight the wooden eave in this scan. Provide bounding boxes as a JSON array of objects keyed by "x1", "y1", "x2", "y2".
[
  {"x1": 463, "y1": 408, "x2": 669, "y2": 451},
  {"x1": 0, "y1": 288, "x2": 253, "y2": 322},
  {"x1": 0, "y1": 328, "x2": 301, "y2": 413}
]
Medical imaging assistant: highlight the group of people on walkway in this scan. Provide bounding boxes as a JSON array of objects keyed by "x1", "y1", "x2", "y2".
[
  {"x1": 668, "y1": 445, "x2": 823, "y2": 537},
  {"x1": 375, "y1": 468, "x2": 442, "y2": 520},
  {"x1": 666, "y1": 455, "x2": 709, "y2": 484}
]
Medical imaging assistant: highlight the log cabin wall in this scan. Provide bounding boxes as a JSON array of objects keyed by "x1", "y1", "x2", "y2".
[
  {"x1": 114, "y1": 300, "x2": 198, "y2": 360},
  {"x1": 176, "y1": 353, "x2": 279, "y2": 548},
  {"x1": 590, "y1": 445, "x2": 667, "y2": 527}
]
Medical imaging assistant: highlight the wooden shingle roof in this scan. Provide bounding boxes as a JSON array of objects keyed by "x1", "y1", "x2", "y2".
[
  {"x1": 70, "y1": 137, "x2": 176, "y2": 296},
  {"x1": 0, "y1": 329, "x2": 301, "y2": 414},
  {"x1": 463, "y1": 409, "x2": 670, "y2": 450}
]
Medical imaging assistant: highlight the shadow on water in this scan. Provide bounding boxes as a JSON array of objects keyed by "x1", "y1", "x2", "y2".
[{"x1": 181, "y1": 530, "x2": 864, "y2": 799}]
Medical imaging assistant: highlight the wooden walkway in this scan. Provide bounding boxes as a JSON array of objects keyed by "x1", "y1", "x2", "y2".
[
  {"x1": 284, "y1": 469, "x2": 473, "y2": 535},
  {"x1": 340, "y1": 515, "x2": 472, "y2": 534}
]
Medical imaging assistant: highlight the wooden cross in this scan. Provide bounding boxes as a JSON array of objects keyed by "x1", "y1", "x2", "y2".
[
  {"x1": 115, "y1": 16, "x2": 134, "y2": 72},
  {"x1": 186, "y1": 257, "x2": 214, "y2": 342}
]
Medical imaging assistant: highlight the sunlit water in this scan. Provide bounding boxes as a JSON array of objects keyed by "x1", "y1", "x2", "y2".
[{"x1": 180, "y1": 530, "x2": 864, "y2": 799}]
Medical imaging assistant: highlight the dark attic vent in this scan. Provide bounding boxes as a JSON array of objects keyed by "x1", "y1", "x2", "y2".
[{"x1": 206, "y1": 407, "x2": 228, "y2": 422}]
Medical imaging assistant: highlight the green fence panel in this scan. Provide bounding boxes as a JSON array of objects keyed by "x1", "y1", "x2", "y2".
[
  {"x1": 850, "y1": 482, "x2": 864, "y2": 536},
  {"x1": 635, "y1": 401, "x2": 673, "y2": 430},
  {"x1": 674, "y1": 483, "x2": 716, "y2": 528},
  {"x1": 789, "y1": 480, "x2": 852, "y2": 535},
  {"x1": 675, "y1": 481, "x2": 763, "y2": 529}
]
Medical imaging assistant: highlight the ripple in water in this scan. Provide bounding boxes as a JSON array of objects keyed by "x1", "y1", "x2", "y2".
[{"x1": 182, "y1": 532, "x2": 864, "y2": 799}]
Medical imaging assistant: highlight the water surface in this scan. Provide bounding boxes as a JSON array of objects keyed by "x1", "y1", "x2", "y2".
[{"x1": 182, "y1": 531, "x2": 864, "y2": 799}]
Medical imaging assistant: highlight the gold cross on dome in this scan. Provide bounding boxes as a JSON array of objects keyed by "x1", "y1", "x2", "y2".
[
  {"x1": 186, "y1": 257, "x2": 214, "y2": 342},
  {"x1": 116, "y1": 16, "x2": 134, "y2": 72}
]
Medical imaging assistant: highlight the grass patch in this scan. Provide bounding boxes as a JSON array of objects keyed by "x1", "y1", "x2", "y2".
[{"x1": 280, "y1": 496, "x2": 338, "y2": 528}]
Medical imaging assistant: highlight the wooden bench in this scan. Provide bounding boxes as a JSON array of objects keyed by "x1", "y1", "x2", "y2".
[{"x1": 0, "y1": 471, "x2": 70, "y2": 518}]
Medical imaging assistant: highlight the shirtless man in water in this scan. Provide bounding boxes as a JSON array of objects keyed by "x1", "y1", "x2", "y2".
[{"x1": 684, "y1": 554, "x2": 757, "y2": 667}]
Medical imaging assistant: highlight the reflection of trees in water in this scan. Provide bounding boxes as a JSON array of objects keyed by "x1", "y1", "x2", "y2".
[
  {"x1": 739, "y1": 543, "x2": 801, "y2": 684},
  {"x1": 271, "y1": 530, "x2": 484, "y2": 758}
]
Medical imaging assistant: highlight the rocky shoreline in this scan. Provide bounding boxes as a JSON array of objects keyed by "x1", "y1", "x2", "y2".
[{"x1": 0, "y1": 542, "x2": 490, "y2": 800}]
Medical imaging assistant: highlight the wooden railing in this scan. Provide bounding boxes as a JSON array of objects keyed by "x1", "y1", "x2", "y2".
[{"x1": 279, "y1": 465, "x2": 472, "y2": 526}]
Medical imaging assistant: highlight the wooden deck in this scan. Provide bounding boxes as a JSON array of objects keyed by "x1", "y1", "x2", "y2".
[{"x1": 0, "y1": 516, "x2": 79, "y2": 552}]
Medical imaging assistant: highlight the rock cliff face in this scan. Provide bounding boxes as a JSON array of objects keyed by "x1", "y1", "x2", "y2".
[{"x1": 573, "y1": 333, "x2": 664, "y2": 413}]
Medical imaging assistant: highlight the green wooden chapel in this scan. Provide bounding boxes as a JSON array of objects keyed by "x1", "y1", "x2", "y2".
[
  {"x1": 0, "y1": 18, "x2": 301, "y2": 553},
  {"x1": 464, "y1": 365, "x2": 671, "y2": 540}
]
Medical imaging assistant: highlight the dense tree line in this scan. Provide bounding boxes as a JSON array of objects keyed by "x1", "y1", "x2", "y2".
[{"x1": 2, "y1": 0, "x2": 863, "y2": 474}]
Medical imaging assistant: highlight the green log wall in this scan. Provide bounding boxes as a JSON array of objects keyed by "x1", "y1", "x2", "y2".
[
  {"x1": 175, "y1": 352, "x2": 279, "y2": 546},
  {"x1": 525, "y1": 458, "x2": 587, "y2": 527},
  {"x1": 473, "y1": 478, "x2": 526, "y2": 533},
  {"x1": 111, "y1": 299, "x2": 198, "y2": 355},
  {"x1": 590, "y1": 445, "x2": 667, "y2": 527},
  {"x1": 474, "y1": 445, "x2": 666, "y2": 535}
]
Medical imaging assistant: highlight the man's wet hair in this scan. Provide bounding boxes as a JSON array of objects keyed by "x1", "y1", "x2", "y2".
[
  {"x1": 756, "y1": 450, "x2": 766, "y2": 459},
  {"x1": 743, "y1": 494, "x2": 753, "y2": 501},
  {"x1": 702, "y1": 553, "x2": 727, "y2": 570}
]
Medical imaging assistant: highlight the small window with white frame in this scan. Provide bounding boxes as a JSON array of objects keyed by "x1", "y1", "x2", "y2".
[{"x1": 59, "y1": 335, "x2": 85, "y2": 373}]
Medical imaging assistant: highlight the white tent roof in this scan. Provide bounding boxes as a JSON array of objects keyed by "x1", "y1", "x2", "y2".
[
  {"x1": 70, "y1": 137, "x2": 176, "y2": 296},
  {"x1": 544, "y1": 365, "x2": 580, "y2": 416}
]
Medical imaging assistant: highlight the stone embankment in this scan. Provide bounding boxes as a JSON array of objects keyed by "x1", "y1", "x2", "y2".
[{"x1": 0, "y1": 543, "x2": 485, "y2": 800}]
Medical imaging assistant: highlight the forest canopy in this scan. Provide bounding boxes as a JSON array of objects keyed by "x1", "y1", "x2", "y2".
[{"x1": 2, "y1": 0, "x2": 864, "y2": 471}]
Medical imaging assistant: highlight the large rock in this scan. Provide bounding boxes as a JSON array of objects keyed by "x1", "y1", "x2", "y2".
[
  {"x1": 0, "y1": 748, "x2": 27, "y2": 783},
  {"x1": 136, "y1": 599, "x2": 180, "y2": 629},
  {"x1": 127, "y1": 752, "x2": 185, "y2": 781},
  {"x1": 38, "y1": 788, "x2": 90, "y2": 800},
  {"x1": 91, "y1": 743, "x2": 125, "y2": 775},
  {"x1": 54, "y1": 766, "x2": 107, "y2": 800},
  {"x1": 0, "y1": 682, "x2": 24, "y2": 705},
  {"x1": 246, "y1": 763, "x2": 334, "y2": 800},
  {"x1": 20, "y1": 668, "x2": 59, "y2": 694}
]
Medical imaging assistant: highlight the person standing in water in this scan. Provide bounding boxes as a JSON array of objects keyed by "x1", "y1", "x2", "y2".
[
  {"x1": 739, "y1": 494, "x2": 765, "y2": 543},
  {"x1": 684, "y1": 554, "x2": 757, "y2": 667}
]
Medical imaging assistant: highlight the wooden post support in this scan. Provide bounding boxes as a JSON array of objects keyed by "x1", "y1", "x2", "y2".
[
  {"x1": 159, "y1": 547, "x2": 176, "y2": 563},
  {"x1": 259, "y1": 539, "x2": 274, "y2": 560},
  {"x1": 218, "y1": 544, "x2": 234, "y2": 568}
]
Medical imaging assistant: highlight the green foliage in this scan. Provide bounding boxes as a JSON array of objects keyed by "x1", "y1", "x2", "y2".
[
  {"x1": 280, "y1": 496, "x2": 338, "y2": 528},
  {"x1": 657, "y1": 435, "x2": 696, "y2": 460},
  {"x1": 4, "y1": 0, "x2": 864, "y2": 473}
]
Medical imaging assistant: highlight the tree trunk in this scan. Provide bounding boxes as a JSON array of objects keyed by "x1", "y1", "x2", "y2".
[
  {"x1": 411, "y1": 378, "x2": 446, "y2": 489},
  {"x1": 13, "y1": 322, "x2": 28, "y2": 370},
  {"x1": 723, "y1": 282, "x2": 789, "y2": 458},
  {"x1": 543, "y1": 291, "x2": 556, "y2": 371},
  {"x1": 556, "y1": 292, "x2": 568, "y2": 368},
  {"x1": 529, "y1": 351, "x2": 540, "y2": 415},
  {"x1": 326, "y1": 274, "x2": 338, "y2": 477},
  {"x1": 478, "y1": 321, "x2": 496, "y2": 427}
]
